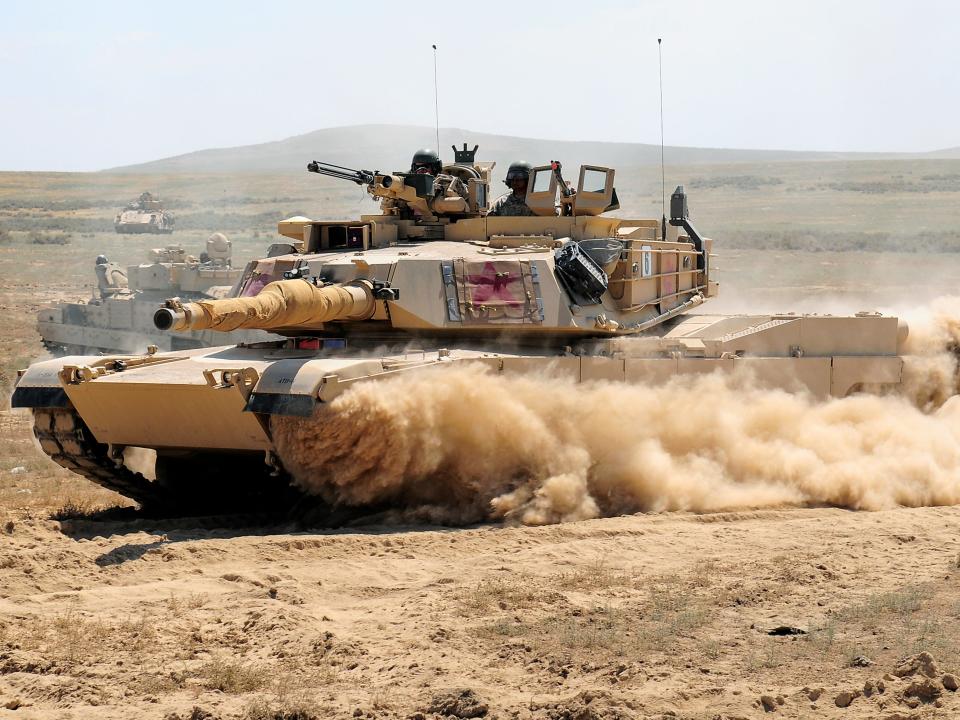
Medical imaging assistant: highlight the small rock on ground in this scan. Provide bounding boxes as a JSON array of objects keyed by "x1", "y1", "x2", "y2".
[
  {"x1": 834, "y1": 690, "x2": 860, "y2": 708},
  {"x1": 903, "y1": 677, "x2": 942, "y2": 704},
  {"x1": 895, "y1": 652, "x2": 939, "y2": 679}
]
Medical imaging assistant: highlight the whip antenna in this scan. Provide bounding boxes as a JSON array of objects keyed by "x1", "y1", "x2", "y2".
[
  {"x1": 432, "y1": 44, "x2": 440, "y2": 154},
  {"x1": 658, "y1": 38, "x2": 666, "y2": 237}
]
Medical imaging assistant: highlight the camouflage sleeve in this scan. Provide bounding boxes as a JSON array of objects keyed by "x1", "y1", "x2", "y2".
[
  {"x1": 514, "y1": 198, "x2": 536, "y2": 217},
  {"x1": 489, "y1": 194, "x2": 536, "y2": 217},
  {"x1": 487, "y1": 194, "x2": 509, "y2": 216}
]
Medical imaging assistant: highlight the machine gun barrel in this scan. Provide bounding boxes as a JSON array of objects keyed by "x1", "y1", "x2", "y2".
[
  {"x1": 153, "y1": 279, "x2": 376, "y2": 334},
  {"x1": 550, "y1": 160, "x2": 574, "y2": 198},
  {"x1": 307, "y1": 160, "x2": 376, "y2": 185}
]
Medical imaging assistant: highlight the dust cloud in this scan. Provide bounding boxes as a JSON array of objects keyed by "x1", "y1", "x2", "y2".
[
  {"x1": 899, "y1": 296, "x2": 960, "y2": 410},
  {"x1": 271, "y1": 297, "x2": 960, "y2": 526}
]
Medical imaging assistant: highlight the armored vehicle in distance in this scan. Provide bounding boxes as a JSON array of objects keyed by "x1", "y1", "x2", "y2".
[
  {"x1": 38, "y1": 233, "x2": 279, "y2": 355},
  {"x1": 114, "y1": 191, "x2": 175, "y2": 234},
  {"x1": 13, "y1": 144, "x2": 915, "y2": 512}
]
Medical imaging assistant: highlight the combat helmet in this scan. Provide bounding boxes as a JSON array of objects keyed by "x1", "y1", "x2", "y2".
[
  {"x1": 410, "y1": 148, "x2": 442, "y2": 175},
  {"x1": 504, "y1": 161, "x2": 532, "y2": 186}
]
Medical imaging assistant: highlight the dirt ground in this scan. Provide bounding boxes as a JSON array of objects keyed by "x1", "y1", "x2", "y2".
[{"x1": 3, "y1": 453, "x2": 960, "y2": 720}]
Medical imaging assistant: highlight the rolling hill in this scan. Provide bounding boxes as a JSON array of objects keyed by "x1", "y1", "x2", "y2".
[{"x1": 108, "y1": 124, "x2": 941, "y2": 175}]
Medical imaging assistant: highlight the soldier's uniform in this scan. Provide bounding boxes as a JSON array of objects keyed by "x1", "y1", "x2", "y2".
[
  {"x1": 95, "y1": 261, "x2": 129, "y2": 298},
  {"x1": 488, "y1": 192, "x2": 535, "y2": 217}
]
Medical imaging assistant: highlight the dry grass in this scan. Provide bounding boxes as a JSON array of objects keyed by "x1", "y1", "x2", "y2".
[
  {"x1": 134, "y1": 670, "x2": 188, "y2": 696},
  {"x1": 240, "y1": 663, "x2": 333, "y2": 720},
  {"x1": 243, "y1": 698, "x2": 319, "y2": 720},
  {"x1": 165, "y1": 592, "x2": 211, "y2": 617},
  {"x1": 535, "y1": 605, "x2": 635, "y2": 653},
  {"x1": 837, "y1": 584, "x2": 927, "y2": 627},
  {"x1": 472, "y1": 562, "x2": 718, "y2": 662},
  {"x1": 11, "y1": 607, "x2": 159, "y2": 665},
  {"x1": 49, "y1": 497, "x2": 125, "y2": 520},
  {"x1": 552, "y1": 557, "x2": 636, "y2": 592},
  {"x1": 740, "y1": 579, "x2": 960, "y2": 678},
  {"x1": 459, "y1": 576, "x2": 555, "y2": 612},
  {"x1": 769, "y1": 552, "x2": 818, "y2": 585},
  {"x1": 196, "y1": 656, "x2": 268, "y2": 694}
]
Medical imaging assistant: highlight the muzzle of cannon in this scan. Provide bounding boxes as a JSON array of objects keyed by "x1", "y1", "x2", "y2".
[{"x1": 153, "y1": 279, "x2": 376, "y2": 333}]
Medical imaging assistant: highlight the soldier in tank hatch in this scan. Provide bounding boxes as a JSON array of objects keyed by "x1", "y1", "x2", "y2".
[
  {"x1": 488, "y1": 161, "x2": 535, "y2": 217},
  {"x1": 409, "y1": 148, "x2": 468, "y2": 200},
  {"x1": 94, "y1": 255, "x2": 128, "y2": 298}
]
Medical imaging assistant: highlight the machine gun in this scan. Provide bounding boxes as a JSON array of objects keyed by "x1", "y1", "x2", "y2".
[
  {"x1": 550, "y1": 160, "x2": 576, "y2": 216},
  {"x1": 305, "y1": 159, "x2": 472, "y2": 220},
  {"x1": 307, "y1": 161, "x2": 378, "y2": 186}
]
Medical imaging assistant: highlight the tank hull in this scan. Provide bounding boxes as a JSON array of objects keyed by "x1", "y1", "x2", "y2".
[
  {"x1": 115, "y1": 225, "x2": 175, "y2": 234},
  {"x1": 13, "y1": 310, "x2": 907, "y2": 509}
]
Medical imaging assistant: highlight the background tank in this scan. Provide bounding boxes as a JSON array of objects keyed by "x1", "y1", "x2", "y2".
[
  {"x1": 114, "y1": 191, "x2": 175, "y2": 234},
  {"x1": 12, "y1": 146, "x2": 924, "y2": 513},
  {"x1": 37, "y1": 233, "x2": 281, "y2": 355}
]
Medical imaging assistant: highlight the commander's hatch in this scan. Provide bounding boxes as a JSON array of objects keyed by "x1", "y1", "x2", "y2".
[
  {"x1": 574, "y1": 166, "x2": 619, "y2": 216},
  {"x1": 525, "y1": 164, "x2": 619, "y2": 217},
  {"x1": 525, "y1": 165, "x2": 559, "y2": 216}
]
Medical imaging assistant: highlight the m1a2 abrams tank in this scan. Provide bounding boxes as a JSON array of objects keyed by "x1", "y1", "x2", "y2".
[
  {"x1": 38, "y1": 233, "x2": 280, "y2": 355},
  {"x1": 114, "y1": 191, "x2": 175, "y2": 234},
  {"x1": 13, "y1": 144, "x2": 910, "y2": 513}
]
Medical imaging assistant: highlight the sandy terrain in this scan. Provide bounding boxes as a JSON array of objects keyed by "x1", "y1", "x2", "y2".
[{"x1": 2, "y1": 459, "x2": 960, "y2": 719}]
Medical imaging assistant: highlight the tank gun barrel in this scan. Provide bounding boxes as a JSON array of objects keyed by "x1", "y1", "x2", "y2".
[{"x1": 153, "y1": 279, "x2": 376, "y2": 334}]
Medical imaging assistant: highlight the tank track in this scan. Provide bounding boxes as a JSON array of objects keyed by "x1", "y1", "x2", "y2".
[
  {"x1": 30, "y1": 409, "x2": 341, "y2": 522},
  {"x1": 32, "y1": 407, "x2": 172, "y2": 510}
]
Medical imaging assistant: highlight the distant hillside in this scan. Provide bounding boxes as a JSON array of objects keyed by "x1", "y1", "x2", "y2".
[
  {"x1": 926, "y1": 146, "x2": 960, "y2": 159},
  {"x1": 107, "y1": 124, "x2": 935, "y2": 174}
]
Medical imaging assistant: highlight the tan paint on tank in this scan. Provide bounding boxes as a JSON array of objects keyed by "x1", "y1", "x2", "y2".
[{"x1": 63, "y1": 381, "x2": 271, "y2": 450}]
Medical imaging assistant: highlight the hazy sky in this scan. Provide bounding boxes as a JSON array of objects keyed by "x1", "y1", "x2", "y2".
[{"x1": 2, "y1": 0, "x2": 958, "y2": 171}]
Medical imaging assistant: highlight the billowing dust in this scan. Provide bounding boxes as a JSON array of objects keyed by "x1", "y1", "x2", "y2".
[
  {"x1": 899, "y1": 296, "x2": 960, "y2": 410},
  {"x1": 271, "y1": 297, "x2": 960, "y2": 526}
]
